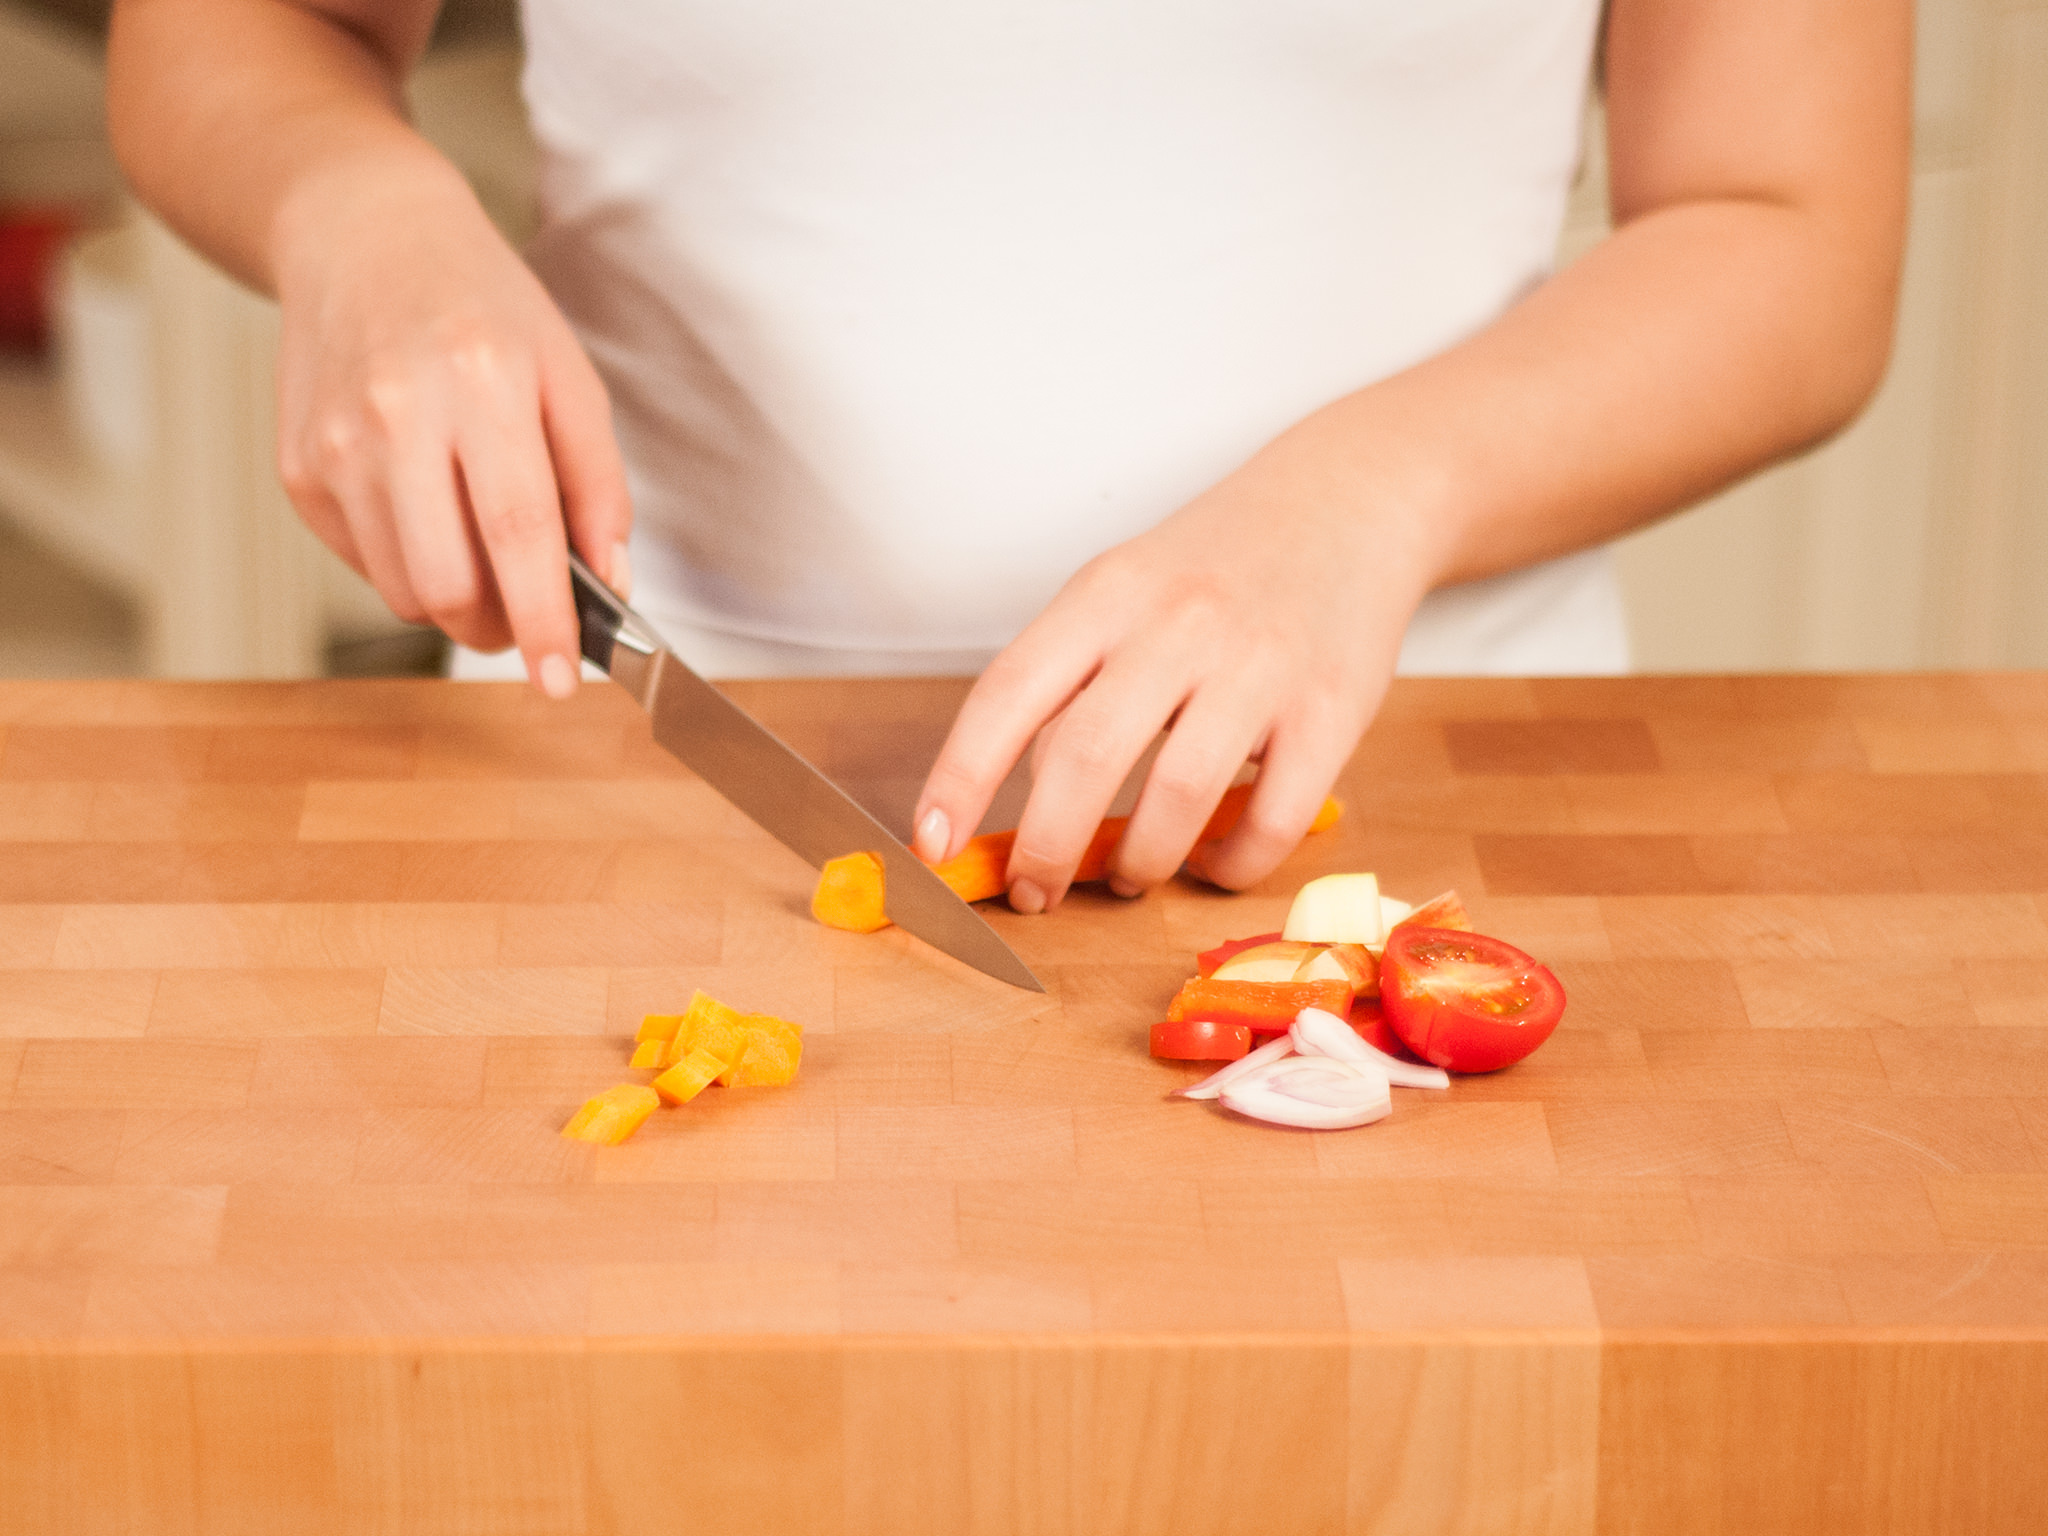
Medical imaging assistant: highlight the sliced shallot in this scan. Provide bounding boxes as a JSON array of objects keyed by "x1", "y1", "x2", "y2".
[
  {"x1": 1293, "y1": 1007, "x2": 1450, "y2": 1090},
  {"x1": 1175, "y1": 1033, "x2": 1294, "y2": 1100},
  {"x1": 1219, "y1": 1070, "x2": 1392, "y2": 1130},
  {"x1": 1265, "y1": 1060, "x2": 1393, "y2": 1109}
]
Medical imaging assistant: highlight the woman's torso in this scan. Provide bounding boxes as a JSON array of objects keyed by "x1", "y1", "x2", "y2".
[{"x1": 507, "y1": 0, "x2": 1624, "y2": 677}]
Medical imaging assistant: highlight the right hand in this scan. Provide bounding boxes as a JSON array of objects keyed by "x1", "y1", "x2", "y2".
[{"x1": 273, "y1": 158, "x2": 630, "y2": 696}]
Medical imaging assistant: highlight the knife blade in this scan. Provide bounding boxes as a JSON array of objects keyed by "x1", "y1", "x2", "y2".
[{"x1": 568, "y1": 552, "x2": 1044, "y2": 992}]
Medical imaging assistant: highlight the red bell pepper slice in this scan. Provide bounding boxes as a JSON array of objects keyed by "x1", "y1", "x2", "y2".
[{"x1": 1165, "y1": 977, "x2": 1353, "y2": 1034}]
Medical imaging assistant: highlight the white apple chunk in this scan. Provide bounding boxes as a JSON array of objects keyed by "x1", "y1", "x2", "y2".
[
  {"x1": 1296, "y1": 941, "x2": 1375, "y2": 989},
  {"x1": 1282, "y1": 872, "x2": 1383, "y2": 946},
  {"x1": 1212, "y1": 939, "x2": 1323, "y2": 983},
  {"x1": 1292, "y1": 947, "x2": 1353, "y2": 983}
]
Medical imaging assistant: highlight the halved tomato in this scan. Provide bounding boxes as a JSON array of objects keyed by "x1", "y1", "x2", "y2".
[
  {"x1": 1150, "y1": 1018, "x2": 1253, "y2": 1061},
  {"x1": 1346, "y1": 997, "x2": 1423, "y2": 1063},
  {"x1": 1379, "y1": 927, "x2": 1565, "y2": 1073}
]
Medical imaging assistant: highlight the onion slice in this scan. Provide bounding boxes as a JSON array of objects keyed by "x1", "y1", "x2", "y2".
[
  {"x1": 1292, "y1": 1007, "x2": 1449, "y2": 1089},
  {"x1": 1175, "y1": 1034, "x2": 1294, "y2": 1101},
  {"x1": 1219, "y1": 1070, "x2": 1392, "y2": 1130},
  {"x1": 1216, "y1": 1050, "x2": 1393, "y2": 1128},
  {"x1": 1266, "y1": 1060, "x2": 1393, "y2": 1109}
]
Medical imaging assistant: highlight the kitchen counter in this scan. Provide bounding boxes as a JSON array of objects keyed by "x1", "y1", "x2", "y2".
[{"x1": 2, "y1": 673, "x2": 2045, "y2": 1534}]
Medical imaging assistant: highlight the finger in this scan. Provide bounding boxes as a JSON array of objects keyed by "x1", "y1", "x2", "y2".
[
  {"x1": 540, "y1": 338, "x2": 635, "y2": 596},
  {"x1": 450, "y1": 362, "x2": 581, "y2": 698},
  {"x1": 325, "y1": 450, "x2": 430, "y2": 628},
  {"x1": 1107, "y1": 679, "x2": 1274, "y2": 894},
  {"x1": 911, "y1": 598, "x2": 1108, "y2": 864},
  {"x1": 386, "y1": 415, "x2": 514, "y2": 653},
  {"x1": 1184, "y1": 711, "x2": 1355, "y2": 891},
  {"x1": 281, "y1": 411, "x2": 396, "y2": 591},
  {"x1": 281, "y1": 466, "x2": 370, "y2": 583},
  {"x1": 1003, "y1": 650, "x2": 1193, "y2": 912}
]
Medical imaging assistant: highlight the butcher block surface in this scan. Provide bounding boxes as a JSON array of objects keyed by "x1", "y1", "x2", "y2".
[{"x1": 3, "y1": 673, "x2": 2047, "y2": 1535}]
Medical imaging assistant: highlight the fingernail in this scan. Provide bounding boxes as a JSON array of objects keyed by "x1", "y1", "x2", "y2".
[
  {"x1": 913, "y1": 806, "x2": 950, "y2": 863},
  {"x1": 1108, "y1": 876, "x2": 1143, "y2": 899},
  {"x1": 610, "y1": 541, "x2": 633, "y2": 600},
  {"x1": 537, "y1": 653, "x2": 578, "y2": 699},
  {"x1": 1008, "y1": 879, "x2": 1047, "y2": 915}
]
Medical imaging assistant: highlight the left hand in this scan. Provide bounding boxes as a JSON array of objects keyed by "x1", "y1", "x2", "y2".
[
  {"x1": 911, "y1": 428, "x2": 1442, "y2": 910},
  {"x1": 917, "y1": 0, "x2": 1912, "y2": 905}
]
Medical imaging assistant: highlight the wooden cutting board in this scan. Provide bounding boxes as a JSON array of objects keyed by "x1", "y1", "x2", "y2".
[{"x1": 3, "y1": 673, "x2": 2046, "y2": 1535}]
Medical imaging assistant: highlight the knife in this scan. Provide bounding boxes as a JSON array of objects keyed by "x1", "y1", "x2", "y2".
[{"x1": 568, "y1": 551, "x2": 1045, "y2": 992}]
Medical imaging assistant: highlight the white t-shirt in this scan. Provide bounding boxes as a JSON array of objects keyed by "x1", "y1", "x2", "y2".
[{"x1": 473, "y1": 0, "x2": 1629, "y2": 680}]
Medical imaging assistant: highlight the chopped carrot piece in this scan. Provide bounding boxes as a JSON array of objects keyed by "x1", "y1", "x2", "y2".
[
  {"x1": 653, "y1": 1047, "x2": 729, "y2": 1105},
  {"x1": 636, "y1": 1013, "x2": 685, "y2": 1044},
  {"x1": 562, "y1": 1083, "x2": 659, "y2": 1145},
  {"x1": 658, "y1": 990, "x2": 747, "y2": 1068},
  {"x1": 743, "y1": 1013, "x2": 802, "y2": 1053},
  {"x1": 812, "y1": 851, "x2": 890, "y2": 932},
  {"x1": 700, "y1": 1020, "x2": 754, "y2": 1084},
  {"x1": 628, "y1": 1039, "x2": 666, "y2": 1070},
  {"x1": 726, "y1": 1013, "x2": 803, "y2": 1086}
]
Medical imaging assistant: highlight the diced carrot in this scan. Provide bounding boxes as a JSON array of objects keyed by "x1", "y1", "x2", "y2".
[
  {"x1": 636, "y1": 1013, "x2": 684, "y2": 1044},
  {"x1": 628, "y1": 1039, "x2": 666, "y2": 1071},
  {"x1": 812, "y1": 850, "x2": 890, "y2": 932},
  {"x1": 661, "y1": 990, "x2": 750, "y2": 1070},
  {"x1": 707, "y1": 1024, "x2": 754, "y2": 1086},
  {"x1": 653, "y1": 1047, "x2": 729, "y2": 1105},
  {"x1": 726, "y1": 1013, "x2": 803, "y2": 1086},
  {"x1": 562, "y1": 1083, "x2": 659, "y2": 1145}
]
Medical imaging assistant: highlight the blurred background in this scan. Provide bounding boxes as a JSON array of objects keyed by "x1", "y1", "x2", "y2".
[{"x1": 0, "y1": 0, "x2": 2042, "y2": 679}]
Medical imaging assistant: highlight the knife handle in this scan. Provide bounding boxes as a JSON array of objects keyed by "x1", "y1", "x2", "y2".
[{"x1": 568, "y1": 550, "x2": 659, "y2": 670}]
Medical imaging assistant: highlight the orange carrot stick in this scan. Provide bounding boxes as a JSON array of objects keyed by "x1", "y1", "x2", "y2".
[
  {"x1": 932, "y1": 784, "x2": 1342, "y2": 902},
  {"x1": 811, "y1": 786, "x2": 1345, "y2": 928}
]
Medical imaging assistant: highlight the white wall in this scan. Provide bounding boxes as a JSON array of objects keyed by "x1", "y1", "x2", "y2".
[
  {"x1": 1592, "y1": 0, "x2": 2048, "y2": 672},
  {"x1": 2, "y1": 3, "x2": 2044, "y2": 676}
]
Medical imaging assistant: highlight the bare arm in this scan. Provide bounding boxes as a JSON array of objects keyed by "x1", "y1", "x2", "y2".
[
  {"x1": 915, "y1": 0, "x2": 1911, "y2": 908},
  {"x1": 108, "y1": 0, "x2": 631, "y2": 694},
  {"x1": 1325, "y1": 0, "x2": 1910, "y2": 591}
]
